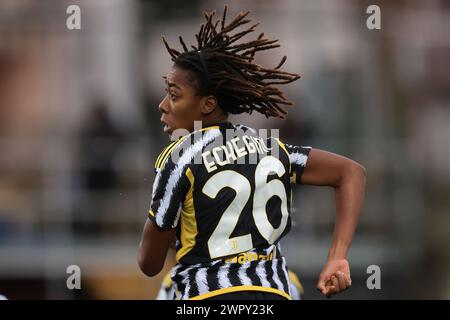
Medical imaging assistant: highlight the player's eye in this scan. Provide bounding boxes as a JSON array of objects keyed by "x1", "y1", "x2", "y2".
[
  {"x1": 169, "y1": 92, "x2": 177, "y2": 101},
  {"x1": 164, "y1": 88, "x2": 177, "y2": 101}
]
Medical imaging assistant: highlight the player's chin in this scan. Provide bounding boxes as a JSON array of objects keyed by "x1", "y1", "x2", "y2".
[{"x1": 163, "y1": 124, "x2": 171, "y2": 134}]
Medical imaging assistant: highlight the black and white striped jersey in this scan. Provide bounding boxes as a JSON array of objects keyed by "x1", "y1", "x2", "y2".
[
  {"x1": 148, "y1": 122, "x2": 311, "y2": 300},
  {"x1": 170, "y1": 243, "x2": 294, "y2": 300},
  {"x1": 157, "y1": 258, "x2": 305, "y2": 300}
]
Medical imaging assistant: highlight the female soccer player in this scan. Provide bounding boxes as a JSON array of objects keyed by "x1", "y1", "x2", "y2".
[{"x1": 138, "y1": 6, "x2": 365, "y2": 300}]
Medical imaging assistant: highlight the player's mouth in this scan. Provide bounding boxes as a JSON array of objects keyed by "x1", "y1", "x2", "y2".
[{"x1": 160, "y1": 118, "x2": 170, "y2": 133}]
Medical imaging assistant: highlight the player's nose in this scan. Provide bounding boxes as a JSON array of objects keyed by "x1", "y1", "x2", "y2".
[{"x1": 158, "y1": 95, "x2": 169, "y2": 114}]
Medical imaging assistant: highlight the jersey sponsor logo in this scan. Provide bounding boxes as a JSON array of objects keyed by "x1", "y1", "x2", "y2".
[{"x1": 223, "y1": 251, "x2": 275, "y2": 264}]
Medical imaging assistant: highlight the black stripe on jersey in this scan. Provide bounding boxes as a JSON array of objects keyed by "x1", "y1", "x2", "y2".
[
  {"x1": 207, "y1": 266, "x2": 219, "y2": 293},
  {"x1": 186, "y1": 266, "x2": 200, "y2": 298},
  {"x1": 227, "y1": 264, "x2": 243, "y2": 287},
  {"x1": 265, "y1": 259, "x2": 278, "y2": 290},
  {"x1": 247, "y1": 261, "x2": 262, "y2": 286},
  {"x1": 171, "y1": 264, "x2": 187, "y2": 297}
]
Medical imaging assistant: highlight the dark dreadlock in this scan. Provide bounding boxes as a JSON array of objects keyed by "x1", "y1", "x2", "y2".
[{"x1": 162, "y1": 5, "x2": 300, "y2": 119}]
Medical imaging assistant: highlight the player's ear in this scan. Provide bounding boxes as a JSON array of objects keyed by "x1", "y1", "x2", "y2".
[{"x1": 200, "y1": 95, "x2": 218, "y2": 115}]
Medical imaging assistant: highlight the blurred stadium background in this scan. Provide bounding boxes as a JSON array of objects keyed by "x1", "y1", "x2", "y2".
[{"x1": 0, "y1": 0, "x2": 449, "y2": 299}]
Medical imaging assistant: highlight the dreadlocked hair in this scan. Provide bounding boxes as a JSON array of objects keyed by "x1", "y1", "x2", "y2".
[{"x1": 162, "y1": 5, "x2": 300, "y2": 119}]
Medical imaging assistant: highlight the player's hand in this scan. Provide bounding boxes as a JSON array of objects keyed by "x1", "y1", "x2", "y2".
[{"x1": 316, "y1": 258, "x2": 352, "y2": 298}]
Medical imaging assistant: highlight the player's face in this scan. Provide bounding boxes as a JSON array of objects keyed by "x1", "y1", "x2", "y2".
[{"x1": 159, "y1": 67, "x2": 205, "y2": 135}]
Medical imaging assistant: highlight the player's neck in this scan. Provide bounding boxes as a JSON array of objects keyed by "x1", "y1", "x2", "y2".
[{"x1": 201, "y1": 114, "x2": 229, "y2": 129}]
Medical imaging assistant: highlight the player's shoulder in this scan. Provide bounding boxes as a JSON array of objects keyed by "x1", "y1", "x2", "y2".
[
  {"x1": 278, "y1": 139, "x2": 312, "y2": 154},
  {"x1": 154, "y1": 138, "x2": 187, "y2": 170},
  {"x1": 154, "y1": 126, "x2": 224, "y2": 170}
]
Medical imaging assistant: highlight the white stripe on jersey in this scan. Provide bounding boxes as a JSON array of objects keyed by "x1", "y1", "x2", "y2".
[
  {"x1": 237, "y1": 262, "x2": 252, "y2": 286},
  {"x1": 218, "y1": 263, "x2": 231, "y2": 288},
  {"x1": 271, "y1": 258, "x2": 284, "y2": 291},
  {"x1": 290, "y1": 150, "x2": 310, "y2": 167},
  {"x1": 281, "y1": 257, "x2": 291, "y2": 297},
  {"x1": 156, "y1": 129, "x2": 222, "y2": 227},
  {"x1": 152, "y1": 169, "x2": 161, "y2": 199},
  {"x1": 256, "y1": 259, "x2": 271, "y2": 287},
  {"x1": 195, "y1": 268, "x2": 209, "y2": 295}
]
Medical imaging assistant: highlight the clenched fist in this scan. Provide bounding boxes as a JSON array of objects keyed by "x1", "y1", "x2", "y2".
[{"x1": 317, "y1": 258, "x2": 352, "y2": 298}]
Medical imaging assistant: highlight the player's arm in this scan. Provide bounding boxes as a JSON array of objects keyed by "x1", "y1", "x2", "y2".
[
  {"x1": 138, "y1": 220, "x2": 177, "y2": 277},
  {"x1": 138, "y1": 220, "x2": 178, "y2": 277},
  {"x1": 299, "y1": 148, "x2": 366, "y2": 297},
  {"x1": 138, "y1": 141, "x2": 190, "y2": 277}
]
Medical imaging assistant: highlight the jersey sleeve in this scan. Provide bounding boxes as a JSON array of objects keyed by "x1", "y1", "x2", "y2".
[
  {"x1": 148, "y1": 141, "x2": 190, "y2": 230},
  {"x1": 283, "y1": 142, "x2": 312, "y2": 184}
]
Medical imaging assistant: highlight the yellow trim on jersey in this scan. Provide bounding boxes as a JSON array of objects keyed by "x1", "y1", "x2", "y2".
[
  {"x1": 189, "y1": 285, "x2": 292, "y2": 300},
  {"x1": 199, "y1": 125, "x2": 220, "y2": 131},
  {"x1": 288, "y1": 270, "x2": 304, "y2": 295},
  {"x1": 275, "y1": 138, "x2": 293, "y2": 181},
  {"x1": 276, "y1": 138, "x2": 289, "y2": 156},
  {"x1": 148, "y1": 209, "x2": 155, "y2": 218},
  {"x1": 156, "y1": 138, "x2": 186, "y2": 169},
  {"x1": 155, "y1": 140, "x2": 177, "y2": 169},
  {"x1": 155, "y1": 140, "x2": 181, "y2": 169},
  {"x1": 176, "y1": 167, "x2": 197, "y2": 262}
]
